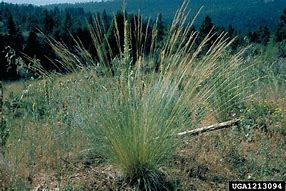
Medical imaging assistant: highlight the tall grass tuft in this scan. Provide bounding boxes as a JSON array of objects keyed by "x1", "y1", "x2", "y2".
[
  {"x1": 206, "y1": 51, "x2": 253, "y2": 122},
  {"x1": 44, "y1": 1, "x2": 251, "y2": 190}
]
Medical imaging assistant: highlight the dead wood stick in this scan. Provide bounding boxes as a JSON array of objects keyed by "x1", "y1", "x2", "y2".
[{"x1": 177, "y1": 118, "x2": 240, "y2": 136}]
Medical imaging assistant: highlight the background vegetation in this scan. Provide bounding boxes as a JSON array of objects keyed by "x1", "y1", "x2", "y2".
[{"x1": 0, "y1": 1, "x2": 286, "y2": 80}]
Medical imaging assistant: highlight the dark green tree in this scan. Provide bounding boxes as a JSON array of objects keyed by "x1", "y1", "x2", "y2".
[
  {"x1": 227, "y1": 25, "x2": 241, "y2": 51},
  {"x1": 24, "y1": 31, "x2": 40, "y2": 58},
  {"x1": 0, "y1": 33, "x2": 6, "y2": 80},
  {"x1": 106, "y1": 11, "x2": 125, "y2": 58},
  {"x1": 257, "y1": 25, "x2": 270, "y2": 45},
  {"x1": 280, "y1": 9, "x2": 286, "y2": 24},
  {"x1": 227, "y1": 25, "x2": 236, "y2": 38},
  {"x1": 275, "y1": 23, "x2": 286, "y2": 42},
  {"x1": 199, "y1": 16, "x2": 214, "y2": 39},
  {"x1": 43, "y1": 10, "x2": 55, "y2": 34},
  {"x1": 101, "y1": 9, "x2": 109, "y2": 30},
  {"x1": 63, "y1": 12, "x2": 72, "y2": 32},
  {"x1": 275, "y1": 9, "x2": 286, "y2": 42},
  {"x1": 248, "y1": 31, "x2": 259, "y2": 43},
  {"x1": 199, "y1": 16, "x2": 217, "y2": 53},
  {"x1": 157, "y1": 13, "x2": 164, "y2": 42},
  {"x1": 53, "y1": 7, "x2": 61, "y2": 27},
  {"x1": 7, "y1": 11, "x2": 17, "y2": 36}
]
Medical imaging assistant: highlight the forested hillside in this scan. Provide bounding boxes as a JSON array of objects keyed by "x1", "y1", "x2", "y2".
[
  {"x1": 1, "y1": 1, "x2": 286, "y2": 80},
  {"x1": 46, "y1": 0, "x2": 286, "y2": 31}
]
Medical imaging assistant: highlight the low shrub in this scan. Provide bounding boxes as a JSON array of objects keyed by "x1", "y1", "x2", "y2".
[{"x1": 240, "y1": 99, "x2": 286, "y2": 134}]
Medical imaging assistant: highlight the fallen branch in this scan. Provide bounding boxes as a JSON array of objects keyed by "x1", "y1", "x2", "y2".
[{"x1": 177, "y1": 118, "x2": 240, "y2": 136}]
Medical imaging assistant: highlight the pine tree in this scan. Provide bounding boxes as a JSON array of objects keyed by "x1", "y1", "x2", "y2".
[
  {"x1": 106, "y1": 11, "x2": 125, "y2": 58},
  {"x1": 199, "y1": 16, "x2": 214, "y2": 39},
  {"x1": 280, "y1": 9, "x2": 286, "y2": 24},
  {"x1": 157, "y1": 13, "x2": 164, "y2": 42},
  {"x1": 227, "y1": 25, "x2": 236, "y2": 38},
  {"x1": 53, "y1": 7, "x2": 61, "y2": 27},
  {"x1": 0, "y1": 34, "x2": 5, "y2": 80},
  {"x1": 199, "y1": 15, "x2": 216, "y2": 53},
  {"x1": 7, "y1": 11, "x2": 17, "y2": 36},
  {"x1": 43, "y1": 10, "x2": 55, "y2": 34},
  {"x1": 275, "y1": 9, "x2": 286, "y2": 42},
  {"x1": 63, "y1": 12, "x2": 72, "y2": 32},
  {"x1": 0, "y1": 15, "x2": 3, "y2": 34},
  {"x1": 276, "y1": 23, "x2": 286, "y2": 42},
  {"x1": 248, "y1": 31, "x2": 259, "y2": 43},
  {"x1": 24, "y1": 31, "x2": 40, "y2": 58},
  {"x1": 102, "y1": 9, "x2": 109, "y2": 30},
  {"x1": 227, "y1": 25, "x2": 241, "y2": 51},
  {"x1": 258, "y1": 25, "x2": 270, "y2": 45}
]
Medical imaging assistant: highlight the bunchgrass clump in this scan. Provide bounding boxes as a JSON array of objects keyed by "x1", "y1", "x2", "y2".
[{"x1": 42, "y1": 1, "x2": 251, "y2": 190}]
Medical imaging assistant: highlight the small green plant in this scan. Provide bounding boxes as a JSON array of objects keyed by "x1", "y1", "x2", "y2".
[{"x1": 240, "y1": 99, "x2": 286, "y2": 133}]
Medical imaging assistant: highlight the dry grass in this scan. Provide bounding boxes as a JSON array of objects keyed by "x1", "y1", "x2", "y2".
[{"x1": 1, "y1": 76, "x2": 285, "y2": 190}]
